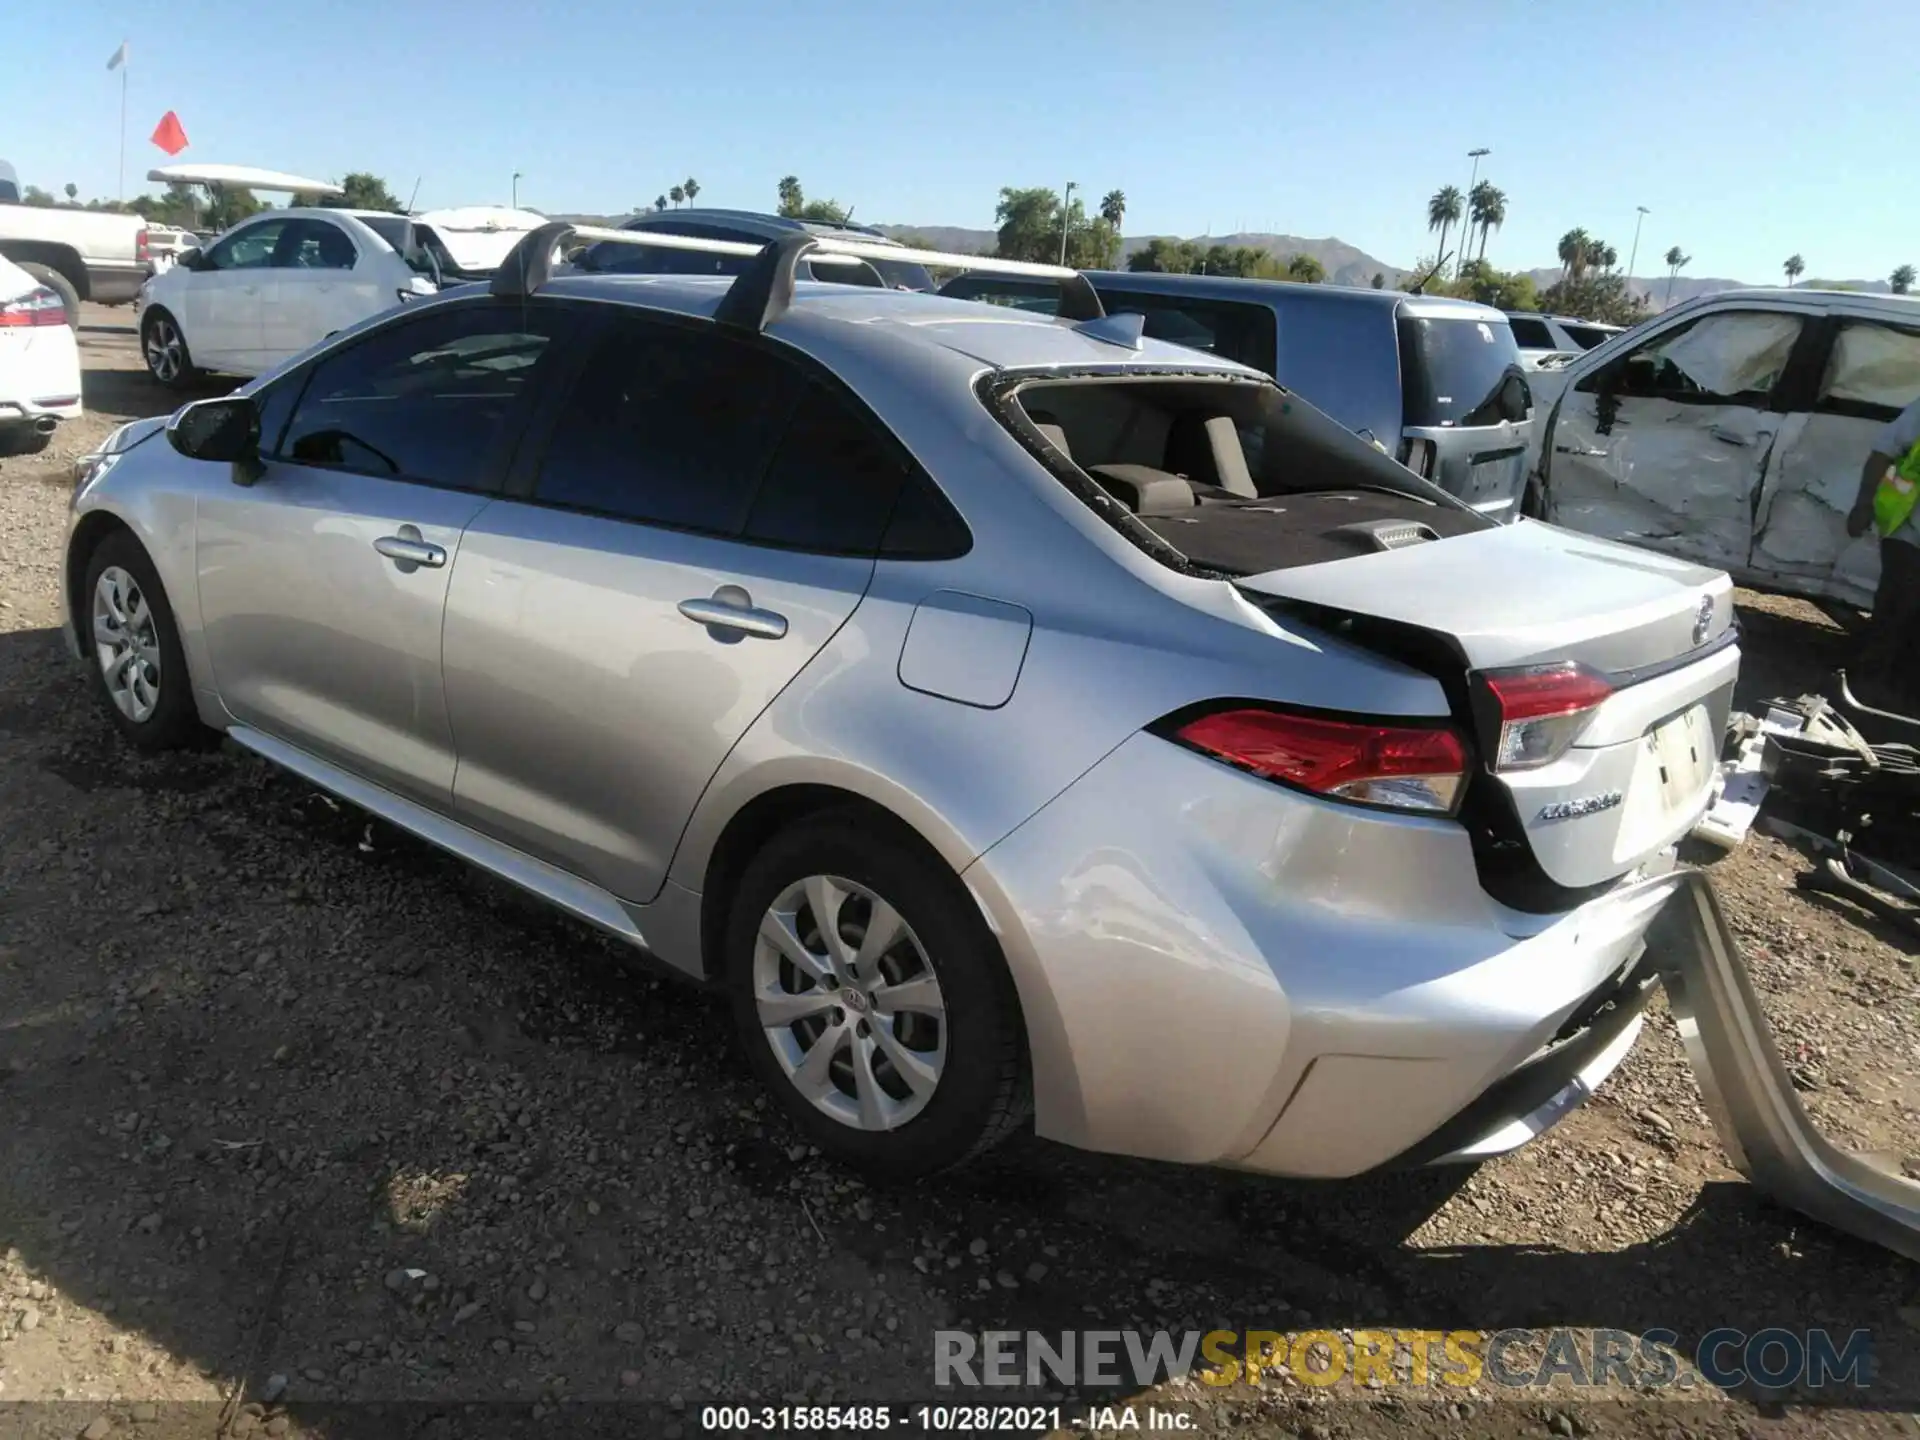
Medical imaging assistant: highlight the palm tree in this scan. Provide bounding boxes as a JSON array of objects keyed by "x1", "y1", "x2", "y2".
[
  {"x1": 1470, "y1": 183, "x2": 1506, "y2": 264},
  {"x1": 683, "y1": 177, "x2": 700, "y2": 206},
  {"x1": 1784, "y1": 254, "x2": 1805, "y2": 288},
  {"x1": 1893, "y1": 264, "x2": 1916, "y2": 296},
  {"x1": 1427, "y1": 186, "x2": 1463, "y2": 275},
  {"x1": 654, "y1": 194, "x2": 668, "y2": 213},
  {"x1": 1663, "y1": 246, "x2": 1691, "y2": 307},
  {"x1": 1558, "y1": 228, "x2": 1593, "y2": 280},
  {"x1": 1285, "y1": 253, "x2": 1326, "y2": 283},
  {"x1": 1099, "y1": 189, "x2": 1126, "y2": 233},
  {"x1": 777, "y1": 175, "x2": 802, "y2": 217},
  {"x1": 63, "y1": 182, "x2": 77, "y2": 203},
  {"x1": 669, "y1": 184, "x2": 685, "y2": 208},
  {"x1": 1584, "y1": 239, "x2": 1614, "y2": 275}
]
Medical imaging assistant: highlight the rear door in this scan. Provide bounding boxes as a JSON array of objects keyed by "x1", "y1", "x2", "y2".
[
  {"x1": 196, "y1": 300, "x2": 575, "y2": 807},
  {"x1": 1752, "y1": 313, "x2": 1920, "y2": 608},
  {"x1": 441, "y1": 313, "x2": 924, "y2": 903},
  {"x1": 1396, "y1": 309, "x2": 1533, "y2": 520},
  {"x1": 1543, "y1": 305, "x2": 1809, "y2": 574},
  {"x1": 182, "y1": 216, "x2": 286, "y2": 371}
]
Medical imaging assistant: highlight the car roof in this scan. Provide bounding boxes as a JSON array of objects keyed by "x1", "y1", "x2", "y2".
[
  {"x1": 1670, "y1": 286, "x2": 1920, "y2": 320},
  {"x1": 527, "y1": 272, "x2": 1264, "y2": 375},
  {"x1": 1075, "y1": 268, "x2": 1503, "y2": 318},
  {"x1": 622, "y1": 207, "x2": 902, "y2": 247}
]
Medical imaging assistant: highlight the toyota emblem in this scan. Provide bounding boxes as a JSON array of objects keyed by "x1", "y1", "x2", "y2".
[{"x1": 1692, "y1": 595, "x2": 1714, "y2": 647}]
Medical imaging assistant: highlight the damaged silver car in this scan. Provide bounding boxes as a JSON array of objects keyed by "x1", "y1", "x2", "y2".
[{"x1": 1529, "y1": 288, "x2": 1920, "y2": 612}]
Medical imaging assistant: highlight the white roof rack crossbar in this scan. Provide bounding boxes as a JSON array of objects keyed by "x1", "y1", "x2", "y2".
[{"x1": 491, "y1": 223, "x2": 1107, "y2": 332}]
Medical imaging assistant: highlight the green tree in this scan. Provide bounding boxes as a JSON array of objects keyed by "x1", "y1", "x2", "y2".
[
  {"x1": 63, "y1": 182, "x2": 78, "y2": 204},
  {"x1": 317, "y1": 172, "x2": 403, "y2": 213},
  {"x1": 1583, "y1": 238, "x2": 1615, "y2": 275},
  {"x1": 203, "y1": 184, "x2": 263, "y2": 232},
  {"x1": 683, "y1": 177, "x2": 700, "y2": 205},
  {"x1": 993, "y1": 187, "x2": 1067, "y2": 263},
  {"x1": 1469, "y1": 182, "x2": 1506, "y2": 264},
  {"x1": 1783, "y1": 253, "x2": 1805, "y2": 287},
  {"x1": 21, "y1": 185, "x2": 55, "y2": 207},
  {"x1": 798, "y1": 198, "x2": 850, "y2": 223},
  {"x1": 1455, "y1": 259, "x2": 1537, "y2": 311},
  {"x1": 1893, "y1": 264, "x2": 1916, "y2": 296},
  {"x1": 654, "y1": 194, "x2": 668, "y2": 212},
  {"x1": 776, "y1": 176, "x2": 803, "y2": 218},
  {"x1": 669, "y1": 184, "x2": 685, "y2": 208},
  {"x1": 1557, "y1": 228, "x2": 1593, "y2": 281},
  {"x1": 1127, "y1": 236, "x2": 1203, "y2": 273},
  {"x1": 1285, "y1": 252, "x2": 1326, "y2": 283},
  {"x1": 1370, "y1": 271, "x2": 1385, "y2": 289},
  {"x1": 1539, "y1": 272, "x2": 1647, "y2": 328},
  {"x1": 1663, "y1": 246, "x2": 1691, "y2": 307},
  {"x1": 1427, "y1": 186, "x2": 1463, "y2": 276},
  {"x1": 1099, "y1": 189, "x2": 1126, "y2": 233}
]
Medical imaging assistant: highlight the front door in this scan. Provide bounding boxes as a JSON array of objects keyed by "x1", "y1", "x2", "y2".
[
  {"x1": 182, "y1": 216, "x2": 286, "y2": 371},
  {"x1": 195, "y1": 299, "x2": 574, "y2": 807},
  {"x1": 442, "y1": 314, "x2": 919, "y2": 903},
  {"x1": 263, "y1": 217, "x2": 364, "y2": 367},
  {"x1": 1546, "y1": 306, "x2": 1808, "y2": 575}
]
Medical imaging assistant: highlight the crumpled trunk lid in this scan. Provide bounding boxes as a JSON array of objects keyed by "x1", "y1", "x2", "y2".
[{"x1": 1237, "y1": 519, "x2": 1741, "y2": 894}]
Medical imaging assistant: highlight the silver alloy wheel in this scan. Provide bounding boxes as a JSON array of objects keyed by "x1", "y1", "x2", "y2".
[
  {"x1": 753, "y1": 874, "x2": 947, "y2": 1131},
  {"x1": 144, "y1": 316, "x2": 184, "y2": 383},
  {"x1": 92, "y1": 566, "x2": 162, "y2": 723}
]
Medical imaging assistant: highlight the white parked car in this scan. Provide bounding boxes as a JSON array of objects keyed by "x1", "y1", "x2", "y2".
[
  {"x1": 1531, "y1": 288, "x2": 1920, "y2": 610},
  {"x1": 409, "y1": 207, "x2": 547, "y2": 279},
  {"x1": 1505, "y1": 312, "x2": 1623, "y2": 371},
  {"x1": 135, "y1": 208, "x2": 436, "y2": 387},
  {"x1": 0, "y1": 253, "x2": 82, "y2": 453}
]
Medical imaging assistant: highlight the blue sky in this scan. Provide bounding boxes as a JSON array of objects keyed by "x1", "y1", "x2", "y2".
[{"x1": 9, "y1": 0, "x2": 1911, "y2": 283}]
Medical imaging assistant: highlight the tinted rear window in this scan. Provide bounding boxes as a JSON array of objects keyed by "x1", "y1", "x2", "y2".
[
  {"x1": 1397, "y1": 315, "x2": 1528, "y2": 427},
  {"x1": 1562, "y1": 324, "x2": 1613, "y2": 351},
  {"x1": 1507, "y1": 316, "x2": 1556, "y2": 349}
]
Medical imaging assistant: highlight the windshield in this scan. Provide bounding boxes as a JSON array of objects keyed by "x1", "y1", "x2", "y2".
[{"x1": 1397, "y1": 314, "x2": 1529, "y2": 427}]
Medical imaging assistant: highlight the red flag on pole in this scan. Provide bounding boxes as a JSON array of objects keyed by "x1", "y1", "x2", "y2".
[{"x1": 150, "y1": 111, "x2": 189, "y2": 157}]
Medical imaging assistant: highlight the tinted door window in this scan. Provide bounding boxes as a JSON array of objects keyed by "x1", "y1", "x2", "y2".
[
  {"x1": 204, "y1": 219, "x2": 288, "y2": 271},
  {"x1": 276, "y1": 218, "x2": 357, "y2": 270},
  {"x1": 742, "y1": 385, "x2": 910, "y2": 554},
  {"x1": 276, "y1": 303, "x2": 567, "y2": 489},
  {"x1": 1094, "y1": 290, "x2": 1279, "y2": 374},
  {"x1": 533, "y1": 319, "x2": 800, "y2": 533},
  {"x1": 1561, "y1": 323, "x2": 1614, "y2": 351},
  {"x1": 1507, "y1": 316, "x2": 1556, "y2": 349}
]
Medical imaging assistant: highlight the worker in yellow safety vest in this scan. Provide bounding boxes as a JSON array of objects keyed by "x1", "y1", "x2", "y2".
[{"x1": 1846, "y1": 393, "x2": 1920, "y2": 712}]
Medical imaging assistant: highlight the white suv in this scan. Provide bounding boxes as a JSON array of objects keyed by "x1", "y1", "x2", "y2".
[
  {"x1": 136, "y1": 208, "x2": 436, "y2": 387},
  {"x1": 1505, "y1": 311, "x2": 1623, "y2": 371}
]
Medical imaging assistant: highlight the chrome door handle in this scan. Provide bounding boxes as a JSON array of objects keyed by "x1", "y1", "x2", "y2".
[
  {"x1": 678, "y1": 586, "x2": 787, "y2": 640},
  {"x1": 374, "y1": 534, "x2": 446, "y2": 568}
]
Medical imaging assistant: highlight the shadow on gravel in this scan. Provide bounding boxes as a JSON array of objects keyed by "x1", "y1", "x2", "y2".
[
  {"x1": 0, "y1": 622, "x2": 1913, "y2": 1432},
  {"x1": 79, "y1": 364, "x2": 231, "y2": 422}
]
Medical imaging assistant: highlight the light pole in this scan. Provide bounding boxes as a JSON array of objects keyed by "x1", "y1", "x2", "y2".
[
  {"x1": 1460, "y1": 148, "x2": 1489, "y2": 276},
  {"x1": 1626, "y1": 204, "x2": 1650, "y2": 280},
  {"x1": 1058, "y1": 181, "x2": 1077, "y2": 266},
  {"x1": 511, "y1": 172, "x2": 523, "y2": 209}
]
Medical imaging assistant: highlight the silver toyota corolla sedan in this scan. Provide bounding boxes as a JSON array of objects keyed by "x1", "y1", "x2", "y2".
[{"x1": 62, "y1": 226, "x2": 1742, "y2": 1180}]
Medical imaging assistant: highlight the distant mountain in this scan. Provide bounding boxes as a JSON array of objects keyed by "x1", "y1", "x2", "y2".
[{"x1": 875, "y1": 225, "x2": 1404, "y2": 288}]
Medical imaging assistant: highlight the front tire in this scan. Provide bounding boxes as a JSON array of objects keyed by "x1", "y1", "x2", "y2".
[
  {"x1": 141, "y1": 307, "x2": 201, "y2": 390},
  {"x1": 726, "y1": 812, "x2": 1029, "y2": 1179},
  {"x1": 82, "y1": 531, "x2": 204, "y2": 752}
]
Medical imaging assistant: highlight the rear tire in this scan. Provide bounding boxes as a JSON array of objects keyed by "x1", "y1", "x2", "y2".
[
  {"x1": 81, "y1": 531, "x2": 205, "y2": 752},
  {"x1": 141, "y1": 307, "x2": 201, "y2": 390},
  {"x1": 17, "y1": 262, "x2": 80, "y2": 328},
  {"x1": 725, "y1": 812, "x2": 1029, "y2": 1180}
]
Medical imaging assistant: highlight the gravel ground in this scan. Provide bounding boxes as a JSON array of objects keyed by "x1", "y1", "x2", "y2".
[{"x1": 0, "y1": 316, "x2": 1914, "y2": 1439}]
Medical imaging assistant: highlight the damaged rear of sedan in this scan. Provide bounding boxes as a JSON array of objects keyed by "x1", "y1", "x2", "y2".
[
  {"x1": 1529, "y1": 287, "x2": 1920, "y2": 611},
  {"x1": 65, "y1": 229, "x2": 1744, "y2": 1186}
]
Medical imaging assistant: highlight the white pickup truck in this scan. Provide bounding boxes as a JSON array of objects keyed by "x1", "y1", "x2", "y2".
[{"x1": 0, "y1": 161, "x2": 149, "y2": 323}]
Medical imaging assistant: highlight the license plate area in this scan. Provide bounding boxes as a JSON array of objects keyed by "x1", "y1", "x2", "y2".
[{"x1": 1637, "y1": 704, "x2": 1715, "y2": 817}]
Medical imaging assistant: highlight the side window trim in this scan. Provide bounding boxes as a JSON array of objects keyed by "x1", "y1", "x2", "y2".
[{"x1": 507, "y1": 310, "x2": 970, "y2": 559}]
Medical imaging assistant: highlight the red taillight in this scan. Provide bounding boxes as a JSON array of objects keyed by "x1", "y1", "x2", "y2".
[
  {"x1": 1173, "y1": 707, "x2": 1469, "y2": 815},
  {"x1": 136, "y1": 227, "x2": 150, "y2": 263},
  {"x1": 0, "y1": 287, "x2": 68, "y2": 327},
  {"x1": 1479, "y1": 662, "x2": 1613, "y2": 771}
]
